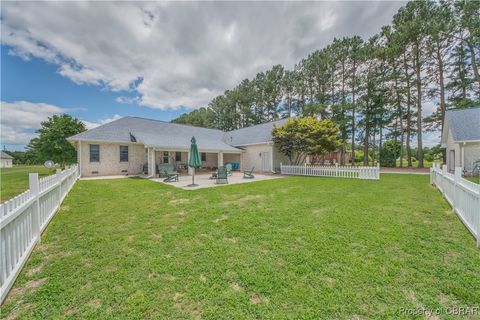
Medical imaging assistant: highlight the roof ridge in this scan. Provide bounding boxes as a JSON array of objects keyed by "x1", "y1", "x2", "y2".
[
  {"x1": 446, "y1": 106, "x2": 480, "y2": 112},
  {"x1": 130, "y1": 116, "x2": 224, "y2": 133},
  {"x1": 227, "y1": 118, "x2": 289, "y2": 133}
]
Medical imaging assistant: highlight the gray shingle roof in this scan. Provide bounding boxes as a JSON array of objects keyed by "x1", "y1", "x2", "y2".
[
  {"x1": 445, "y1": 107, "x2": 480, "y2": 142},
  {"x1": 1, "y1": 151, "x2": 13, "y2": 159},
  {"x1": 68, "y1": 117, "x2": 241, "y2": 152},
  {"x1": 223, "y1": 118, "x2": 289, "y2": 146},
  {"x1": 69, "y1": 116, "x2": 289, "y2": 151}
]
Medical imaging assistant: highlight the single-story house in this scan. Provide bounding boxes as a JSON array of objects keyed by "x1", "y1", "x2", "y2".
[
  {"x1": 68, "y1": 117, "x2": 291, "y2": 178},
  {"x1": 0, "y1": 151, "x2": 13, "y2": 168},
  {"x1": 441, "y1": 107, "x2": 480, "y2": 174}
]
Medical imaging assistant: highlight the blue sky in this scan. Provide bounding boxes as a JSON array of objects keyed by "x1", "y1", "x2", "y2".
[{"x1": 1, "y1": 45, "x2": 188, "y2": 151}]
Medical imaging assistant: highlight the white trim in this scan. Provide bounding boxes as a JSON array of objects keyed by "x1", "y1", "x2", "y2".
[
  {"x1": 78, "y1": 141, "x2": 82, "y2": 177},
  {"x1": 453, "y1": 139, "x2": 480, "y2": 143},
  {"x1": 148, "y1": 146, "x2": 243, "y2": 154},
  {"x1": 461, "y1": 142, "x2": 465, "y2": 169},
  {"x1": 233, "y1": 141, "x2": 273, "y2": 147},
  {"x1": 68, "y1": 138, "x2": 142, "y2": 145}
]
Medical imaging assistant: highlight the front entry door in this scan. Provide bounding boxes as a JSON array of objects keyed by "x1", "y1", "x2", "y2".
[{"x1": 261, "y1": 152, "x2": 271, "y2": 172}]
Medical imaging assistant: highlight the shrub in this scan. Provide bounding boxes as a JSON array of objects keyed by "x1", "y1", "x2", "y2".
[{"x1": 380, "y1": 140, "x2": 401, "y2": 167}]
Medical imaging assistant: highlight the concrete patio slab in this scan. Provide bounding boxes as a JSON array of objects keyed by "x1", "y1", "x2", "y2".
[{"x1": 151, "y1": 172, "x2": 284, "y2": 189}]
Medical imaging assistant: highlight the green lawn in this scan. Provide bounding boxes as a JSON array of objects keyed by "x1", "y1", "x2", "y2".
[
  {"x1": 0, "y1": 165, "x2": 56, "y2": 202},
  {"x1": 464, "y1": 176, "x2": 480, "y2": 184},
  {"x1": 1, "y1": 175, "x2": 479, "y2": 319}
]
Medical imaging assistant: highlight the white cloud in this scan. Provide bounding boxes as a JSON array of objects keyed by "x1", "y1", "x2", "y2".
[
  {"x1": 116, "y1": 96, "x2": 140, "y2": 104},
  {"x1": 1, "y1": 1, "x2": 405, "y2": 110},
  {"x1": 81, "y1": 114, "x2": 124, "y2": 130},
  {"x1": 0, "y1": 100, "x2": 123, "y2": 145},
  {"x1": 1, "y1": 100, "x2": 67, "y2": 145}
]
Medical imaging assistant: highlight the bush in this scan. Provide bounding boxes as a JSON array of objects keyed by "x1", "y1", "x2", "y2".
[
  {"x1": 380, "y1": 140, "x2": 401, "y2": 167},
  {"x1": 354, "y1": 151, "x2": 372, "y2": 164}
]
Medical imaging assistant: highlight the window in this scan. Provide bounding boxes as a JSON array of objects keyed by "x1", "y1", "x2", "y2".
[
  {"x1": 163, "y1": 151, "x2": 169, "y2": 163},
  {"x1": 201, "y1": 152, "x2": 206, "y2": 161},
  {"x1": 89, "y1": 144, "x2": 99, "y2": 162},
  {"x1": 175, "y1": 152, "x2": 182, "y2": 162},
  {"x1": 120, "y1": 145, "x2": 128, "y2": 162}
]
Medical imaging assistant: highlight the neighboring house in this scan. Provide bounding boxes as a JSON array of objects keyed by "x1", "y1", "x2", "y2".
[
  {"x1": 0, "y1": 151, "x2": 13, "y2": 168},
  {"x1": 441, "y1": 107, "x2": 480, "y2": 175},
  {"x1": 67, "y1": 117, "x2": 291, "y2": 178}
]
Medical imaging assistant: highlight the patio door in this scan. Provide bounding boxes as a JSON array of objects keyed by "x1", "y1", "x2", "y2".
[
  {"x1": 261, "y1": 152, "x2": 271, "y2": 172},
  {"x1": 448, "y1": 150, "x2": 455, "y2": 172}
]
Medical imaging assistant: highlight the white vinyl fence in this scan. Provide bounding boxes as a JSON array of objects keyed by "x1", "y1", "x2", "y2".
[
  {"x1": 0, "y1": 165, "x2": 80, "y2": 303},
  {"x1": 430, "y1": 163, "x2": 480, "y2": 247},
  {"x1": 280, "y1": 163, "x2": 380, "y2": 180}
]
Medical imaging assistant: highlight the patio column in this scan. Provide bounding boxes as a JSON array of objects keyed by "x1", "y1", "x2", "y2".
[
  {"x1": 461, "y1": 143, "x2": 465, "y2": 169},
  {"x1": 217, "y1": 152, "x2": 223, "y2": 167},
  {"x1": 78, "y1": 141, "x2": 82, "y2": 178},
  {"x1": 147, "y1": 147, "x2": 155, "y2": 177}
]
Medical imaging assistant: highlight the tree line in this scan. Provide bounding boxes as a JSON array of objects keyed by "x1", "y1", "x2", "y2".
[{"x1": 173, "y1": 0, "x2": 479, "y2": 167}]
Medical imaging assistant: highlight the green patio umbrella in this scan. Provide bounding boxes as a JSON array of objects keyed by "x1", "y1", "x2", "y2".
[{"x1": 187, "y1": 136, "x2": 202, "y2": 187}]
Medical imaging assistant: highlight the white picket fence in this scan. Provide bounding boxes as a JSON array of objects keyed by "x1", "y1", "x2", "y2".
[
  {"x1": 0, "y1": 165, "x2": 80, "y2": 303},
  {"x1": 430, "y1": 163, "x2": 480, "y2": 247},
  {"x1": 280, "y1": 163, "x2": 380, "y2": 180}
]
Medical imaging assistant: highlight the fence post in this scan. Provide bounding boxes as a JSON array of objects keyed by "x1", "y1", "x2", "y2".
[
  {"x1": 280, "y1": 163, "x2": 282, "y2": 174},
  {"x1": 376, "y1": 163, "x2": 380, "y2": 180},
  {"x1": 430, "y1": 166, "x2": 433, "y2": 185},
  {"x1": 56, "y1": 169, "x2": 62, "y2": 201},
  {"x1": 477, "y1": 183, "x2": 480, "y2": 248},
  {"x1": 454, "y1": 167, "x2": 462, "y2": 210},
  {"x1": 29, "y1": 173, "x2": 41, "y2": 242},
  {"x1": 335, "y1": 163, "x2": 338, "y2": 177}
]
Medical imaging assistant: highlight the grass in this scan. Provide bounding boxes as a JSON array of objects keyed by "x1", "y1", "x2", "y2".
[
  {"x1": 0, "y1": 165, "x2": 56, "y2": 202},
  {"x1": 464, "y1": 176, "x2": 480, "y2": 184},
  {"x1": 395, "y1": 159, "x2": 434, "y2": 168},
  {"x1": 1, "y1": 175, "x2": 479, "y2": 319}
]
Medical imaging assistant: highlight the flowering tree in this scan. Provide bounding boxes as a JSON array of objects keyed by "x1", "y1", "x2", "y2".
[{"x1": 272, "y1": 117, "x2": 342, "y2": 165}]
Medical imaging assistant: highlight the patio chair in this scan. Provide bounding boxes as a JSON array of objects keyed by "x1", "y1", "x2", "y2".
[
  {"x1": 216, "y1": 166, "x2": 228, "y2": 184},
  {"x1": 158, "y1": 163, "x2": 179, "y2": 178},
  {"x1": 162, "y1": 169, "x2": 179, "y2": 182},
  {"x1": 243, "y1": 167, "x2": 255, "y2": 179}
]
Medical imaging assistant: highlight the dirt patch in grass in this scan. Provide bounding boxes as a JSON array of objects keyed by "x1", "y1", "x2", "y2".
[
  {"x1": 6, "y1": 278, "x2": 47, "y2": 303},
  {"x1": 46, "y1": 251, "x2": 72, "y2": 260},
  {"x1": 225, "y1": 194, "x2": 265, "y2": 207},
  {"x1": 213, "y1": 214, "x2": 228, "y2": 223},
  {"x1": 64, "y1": 306, "x2": 78, "y2": 316},
  {"x1": 87, "y1": 298, "x2": 102, "y2": 309},
  {"x1": 312, "y1": 208, "x2": 326, "y2": 215},
  {"x1": 199, "y1": 275, "x2": 207, "y2": 282},
  {"x1": 443, "y1": 251, "x2": 462, "y2": 260},
  {"x1": 4, "y1": 302, "x2": 33, "y2": 320},
  {"x1": 173, "y1": 292, "x2": 184, "y2": 301},
  {"x1": 26, "y1": 264, "x2": 44, "y2": 277},
  {"x1": 164, "y1": 274, "x2": 176, "y2": 281},
  {"x1": 324, "y1": 277, "x2": 335, "y2": 288},
  {"x1": 169, "y1": 198, "x2": 190, "y2": 205},
  {"x1": 224, "y1": 237, "x2": 237, "y2": 243},
  {"x1": 230, "y1": 283, "x2": 243, "y2": 292},
  {"x1": 249, "y1": 294, "x2": 269, "y2": 304}
]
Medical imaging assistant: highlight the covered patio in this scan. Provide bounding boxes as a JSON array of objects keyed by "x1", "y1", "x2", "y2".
[
  {"x1": 151, "y1": 171, "x2": 283, "y2": 189},
  {"x1": 146, "y1": 149, "x2": 243, "y2": 177}
]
